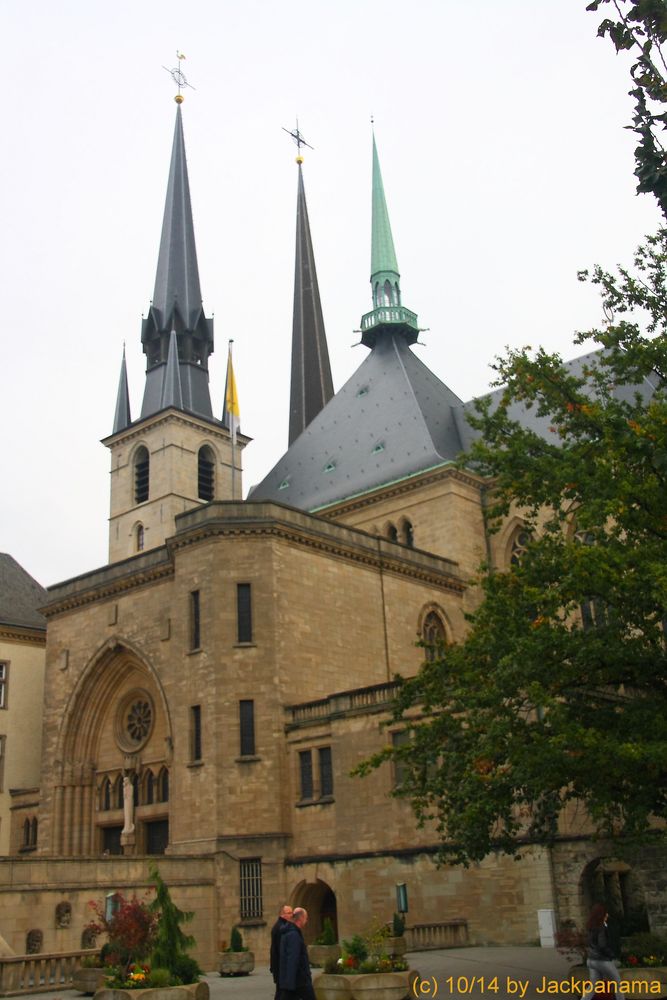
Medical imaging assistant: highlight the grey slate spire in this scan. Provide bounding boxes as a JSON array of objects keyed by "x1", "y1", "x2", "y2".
[
  {"x1": 140, "y1": 105, "x2": 217, "y2": 422},
  {"x1": 289, "y1": 161, "x2": 334, "y2": 445},
  {"x1": 161, "y1": 329, "x2": 184, "y2": 409},
  {"x1": 112, "y1": 346, "x2": 131, "y2": 434}
]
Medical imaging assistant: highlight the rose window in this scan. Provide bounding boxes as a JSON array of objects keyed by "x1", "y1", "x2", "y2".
[{"x1": 126, "y1": 700, "x2": 152, "y2": 744}]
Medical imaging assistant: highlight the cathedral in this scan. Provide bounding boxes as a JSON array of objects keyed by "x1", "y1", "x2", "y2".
[{"x1": 2, "y1": 97, "x2": 664, "y2": 970}]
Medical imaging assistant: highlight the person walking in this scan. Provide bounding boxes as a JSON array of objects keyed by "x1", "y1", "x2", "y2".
[
  {"x1": 279, "y1": 906, "x2": 315, "y2": 1000},
  {"x1": 582, "y1": 903, "x2": 621, "y2": 999},
  {"x1": 270, "y1": 904, "x2": 293, "y2": 1000}
]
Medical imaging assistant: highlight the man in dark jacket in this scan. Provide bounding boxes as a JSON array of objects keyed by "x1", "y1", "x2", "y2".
[
  {"x1": 270, "y1": 904, "x2": 293, "y2": 1000},
  {"x1": 279, "y1": 907, "x2": 315, "y2": 1000}
]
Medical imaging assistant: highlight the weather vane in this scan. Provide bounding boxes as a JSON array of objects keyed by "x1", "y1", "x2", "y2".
[
  {"x1": 163, "y1": 52, "x2": 195, "y2": 104},
  {"x1": 282, "y1": 119, "x2": 314, "y2": 163}
]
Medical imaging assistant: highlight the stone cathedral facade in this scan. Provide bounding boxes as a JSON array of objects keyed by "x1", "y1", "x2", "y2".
[{"x1": 2, "y1": 103, "x2": 664, "y2": 969}]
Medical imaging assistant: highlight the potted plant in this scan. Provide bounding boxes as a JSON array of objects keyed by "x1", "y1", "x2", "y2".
[
  {"x1": 384, "y1": 914, "x2": 407, "y2": 959},
  {"x1": 619, "y1": 932, "x2": 667, "y2": 992},
  {"x1": 314, "y1": 925, "x2": 419, "y2": 1000},
  {"x1": 73, "y1": 952, "x2": 107, "y2": 995},
  {"x1": 219, "y1": 926, "x2": 255, "y2": 976},
  {"x1": 309, "y1": 918, "x2": 341, "y2": 968},
  {"x1": 86, "y1": 865, "x2": 208, "y2": 1000}
]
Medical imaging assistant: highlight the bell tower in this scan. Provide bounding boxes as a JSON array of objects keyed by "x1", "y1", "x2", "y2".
[{"x1": 103, "y1": 99, "x2": 247, "y2": 563}]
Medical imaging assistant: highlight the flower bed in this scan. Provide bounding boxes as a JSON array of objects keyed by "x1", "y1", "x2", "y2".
[{"x1": 95, "y1": 981, "x2": 209, "y2": 1000}]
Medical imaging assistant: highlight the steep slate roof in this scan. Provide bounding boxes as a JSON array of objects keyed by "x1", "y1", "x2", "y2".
[
  {"x1": 289, "y1": 161, "x2": 334, "y2": 446},
  {"x1": 250, "y1": 332, "x2": 466, "y2": 510},
  {"x1": 0, "y1": 554, "x2": 48, "y2": 630}
]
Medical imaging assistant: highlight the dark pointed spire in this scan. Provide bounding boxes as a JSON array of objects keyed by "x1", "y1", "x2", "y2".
[
  {"x1": 112, "y1": 346, "x2": 131, "y2": 434},
  {"x1": 140, "y1": 104, "x2": 216, "y2": 421},
  {"x1": 161, "y1": 329, "x2": 184, "y2": 409},
  {"x1": 288, "y1": 159, "x2": 334, "y2": 445},
  {"x1": 361, "y1": 133, "x2": 420, "y2": 349}
]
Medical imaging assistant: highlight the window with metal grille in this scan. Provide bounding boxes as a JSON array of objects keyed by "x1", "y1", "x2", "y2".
[
  {"x1": 198, "y1": 447, "x2": 215, "y2": 501},
  {"x1": 190, "y1": 590, "x2": 201, "y2": 650},
  {"x1": 239, "y1": 700, "x2": 255, "y2": 756},
  {"x1": 237, "y1": 583, "x2": 252, "y2": 643},
  {"x1": 0, "y1": 662, "x2": 7, "y2": 709},
  {"x1": 191, "y1": 705, "x2": 202, "y2": 761},
  {"x1": 239, "y1": 858, "x2": 263, "y2": 919},
  {"x1": 319, "y1": 746, "x2": 333, "y2": 797},
  {"x1": 134, "y1": 447, "x2": 150, "y2": 504},
  {"x1": 299, "y1": 750, "x2": 313, "y2": 800}
]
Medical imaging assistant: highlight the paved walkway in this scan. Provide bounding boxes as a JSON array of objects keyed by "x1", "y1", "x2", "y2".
[{"x1": 54, "y1": 947, "x2": 583, "y2": 1000}]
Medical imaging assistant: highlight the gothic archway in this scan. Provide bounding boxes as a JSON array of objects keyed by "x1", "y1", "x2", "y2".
[
  {"x1": 290, "y1": 879, "x2": 338, "y2": 945},
  {"x1": 581, "y1": 857, "x2": 649, "y2": 937}
]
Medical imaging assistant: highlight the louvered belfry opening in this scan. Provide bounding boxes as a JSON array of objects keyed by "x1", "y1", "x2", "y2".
[{"x1": 134, "y1": 447, "x2": 150, "y2": 504}]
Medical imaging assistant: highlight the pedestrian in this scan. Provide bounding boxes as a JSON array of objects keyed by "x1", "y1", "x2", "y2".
[
  {"x1": 581, "y1": 903, "x2": 621, "y2": 1000},
  {"x1": 279, "y1": 906, "x2": 316, "y2": 1000},
  {"x1": 270, "y1": 904, "x2": 293, "y2": 1000}
]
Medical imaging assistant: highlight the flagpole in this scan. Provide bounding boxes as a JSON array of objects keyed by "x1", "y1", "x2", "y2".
[{"x1": 229, "y1": 339, "x2": 236, "y2": 500}]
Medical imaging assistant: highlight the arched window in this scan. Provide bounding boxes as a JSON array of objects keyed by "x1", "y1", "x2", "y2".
[
  {"x1": 134, "y1": 446, "x2": 150, "y2": 504},
  {"x1": 400, "y1": 519, "x2": 414, "y2": 547},
  {"x1": 144, "y1": 770, "x2": 155, "y2": 805},
  {"x1": 422, "y1": 610, "x2": 447, "y2": 663},
  {"x1": 157, "y1": 767, "x2": 169, "y2": 803},
  {"x1": 384, "y1": 279, "x2": 394, "y2": 305},
  {"x1": 510, "y1": 527, "x2": 533, "y2": 566},
  {"x1": 387, "y1": 523, "x2": 398, "y2": 542},
  {"x1": 576, "y1": 530, "x2": 609, "y2": 630},
  {"x1": 198, "y1": 446, "x2": 215, "y2": 501},
  {"x1": 136, "y1": 524, "x2": 145, "y2": 552},
  {"x1": 114, "y1": 774, "x2": 124, "y2": 810},
  {"x1": 31, "y1": 817, "x2": 38, "y2": 848},
  {"x1": 101, "y1": 778, "x2": 111, "y2": 811}
]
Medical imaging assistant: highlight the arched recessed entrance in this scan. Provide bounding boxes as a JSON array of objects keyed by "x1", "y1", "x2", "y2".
[
  {"x1": 581, "y1": 857, "x2": 649, "y2": 937},
  {"x1": 290, "y1": 879, "x2": 338, "y2": 945}
]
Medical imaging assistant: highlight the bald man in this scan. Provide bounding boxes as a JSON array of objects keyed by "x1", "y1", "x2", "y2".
[{"x1": 278, "y1": 906, "x2": 315, "y2": 1000}]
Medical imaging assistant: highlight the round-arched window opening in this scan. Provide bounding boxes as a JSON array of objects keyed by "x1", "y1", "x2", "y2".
[{"x1": 115, "y1": 689, "x2": 155, "y2": 753}]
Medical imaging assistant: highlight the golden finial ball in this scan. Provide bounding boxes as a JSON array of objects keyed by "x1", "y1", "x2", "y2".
[
  {"x1": 174, "y1": 94, "x2": 184, "y2": 104},
  {"x1": 296, "y1": 155, "x2": 304, "y2": 164}
]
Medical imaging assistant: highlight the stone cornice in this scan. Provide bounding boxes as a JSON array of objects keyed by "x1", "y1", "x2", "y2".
[
  {"x1": 316, "y1": 463, "x2": 486, "y2": 519},
  {"x1": 101, "y1": 407, "x2": 251, "y2": 448},
  {"x1": 171, "y1": 501, "x2": 466, "y2": 593},
  {"x1": 43, "y1": 551, "x2": 174, "y2": 618},
  {"x1": 0, "y1": 624, "x2": 46, "y2": 646}
]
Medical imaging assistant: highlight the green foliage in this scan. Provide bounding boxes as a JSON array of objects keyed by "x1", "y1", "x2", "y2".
[
  {"x1": 621, "y1": 932, "x2": 667, "y2": 964},
  {"x1": 587, "y1": 0, "x2": 667, "y2": 217},
  {"x1": 341, "y1": 934, "x2": 368, "y2": 965},
  {"x1": 354, "y1": 232, "x2": 667, "y2": 865},
  {"x1": 86, "y1": 895, "x2": 158, "y2": 978},
  {"x1": 392, "y1": 913, "x2": 405, "y2": 937},
  {"x1": 147, "y1": 968, "x2": 172, "y2": 988},
  {"x1": 148, "y1": 864, "x2": 200, "y2": 982},
  {"x1": 316, "y1": 917, "x2": 337, "y2": 945},
  {"x1": 229, "y1": 926, "x2": 246, "y2": 952}
]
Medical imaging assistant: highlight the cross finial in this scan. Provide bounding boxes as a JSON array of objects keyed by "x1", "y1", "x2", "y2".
[
  {"x1": 282, "y1": 119, "x2": 314, "y2": 164},
  {"x1": 163, "y1": 51, "x2": 196, "y2": 104}
]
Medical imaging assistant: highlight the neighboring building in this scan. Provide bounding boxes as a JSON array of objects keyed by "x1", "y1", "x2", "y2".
[
  {"x1": 0, "y1": 554, "x2": 47, "y2": 856},
  {"x1": 0, "y1": 103, "x2": 663, "y2": 968}
]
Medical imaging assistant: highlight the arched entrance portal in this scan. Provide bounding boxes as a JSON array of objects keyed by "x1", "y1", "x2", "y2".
[
  {"x1": 290, "y1": 879, "x2": 338, "y2": 945},
  {"x1": 581, "y1": 857, "x2": 649, "y2": 937}
]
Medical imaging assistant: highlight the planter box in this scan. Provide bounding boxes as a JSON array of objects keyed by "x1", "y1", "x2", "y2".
[
  {"x1": 621, "y1": 966, "x2": 667, "y2": 994},
  {"x1": 74, "y1": 967, "x2": 107, "y2": 994},
  {"x1": 314, "y1": 970, "x2": 420, "y2": 1000},
  {"x1": 218, "y1": 950, "x2": 255, "y2": 976},
  {"x1": 95, "y1": 983, "x2": 209, "y2": 1000},
  {"x1": 309, "y1": 944, "x2": 342, "y2": 968}
]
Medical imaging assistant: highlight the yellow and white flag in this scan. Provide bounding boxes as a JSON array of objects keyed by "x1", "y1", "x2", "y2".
[{"x1": 223, "y1": 343, "x2": 240, "y2": 445}]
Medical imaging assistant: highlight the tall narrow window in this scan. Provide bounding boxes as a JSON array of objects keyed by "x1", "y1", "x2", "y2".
[
  {"x1": 190, "y1": 590, "x2": 201, "y2": 650},
  {"x1": 239, "y1": 700, "x2": 255, "y2": 756},
  {"x1": 134, "y1": 446, "x2": 150, "y2": 504},
  {"x1": 239, "y1": 858, "x2": 263, "y2": 919},
  {"x1": 0, "y1": 662, "x2": 7, "y2": 708},
  {"x1": 101, "y1": 778, "x2": 111, "y2": 811},
  {"x1": 422, "y1": 611, "x2": 446, "y2": 663},
  {"x1": 319, "y1": 746, "x2": 334, "y2": 797},
  {"x1": 157, "y1": 767, "x2": 169, "y2": 802},
  {"x1": 299, "y1": 750, "x2": 313, "y2": 800},
  {"x1": 198, "y1": 446, "x2": 215, "y2": 501},
  {"x1": 237, "y1": 583, "x2": 252, "y2": 643},
  {"x1": 136, "y1": 524, "x2": 145, "y2": 552},
  {"x1": 392, "y1": 730, "x2": 410, "y2": 789},
  {"x1": 191, "y1": 705, "x2": 202, "y2": 761}
]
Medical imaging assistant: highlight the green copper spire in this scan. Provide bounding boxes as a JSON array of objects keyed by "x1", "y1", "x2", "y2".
[{"x1": 361, "y1": 134, "x2": 419, "y2": 348}]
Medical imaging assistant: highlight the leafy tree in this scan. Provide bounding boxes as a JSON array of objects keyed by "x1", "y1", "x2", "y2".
[
  {"x1": 85, "y1": 893, "x2": 157, "y2": 977},
  {"x1": 587, "y1": 0, "x2": 667, "y2": 216},
  {"x1": 354, "y1": 234, "x2": 667, "y2": 866}
]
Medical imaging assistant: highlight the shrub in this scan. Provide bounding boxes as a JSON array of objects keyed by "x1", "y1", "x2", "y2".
[
  {"x1": 341, "y1": 934, "x2": 368, "y2": 966},
  {"x1": 555, "y1": 924, "x2": 588, "y2": 965},
  {"x1": 149, "y1": 864, "x2": 199, "y2": 981},
  {"x1": 229, "y1": 926, "x2": 246, "y2": 953},
  {"x1": 169, "y1": 953, "x2": 203, "y2": 984},
  {"x1": 621, "y1": 933, "x2": 667, "y2": 966},
  {"x1": 147, "y1": 968, "x2": 172, "y2": 988},
  {"x1": 316, "y1": 918, "x2": 337, "y2": 946}
]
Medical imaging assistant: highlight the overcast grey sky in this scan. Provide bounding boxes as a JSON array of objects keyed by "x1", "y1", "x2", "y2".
[{"x1": 0, "y1": 0, "x2": 660, "y2": 586}]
